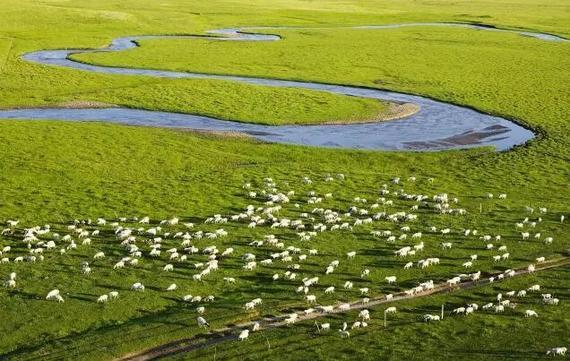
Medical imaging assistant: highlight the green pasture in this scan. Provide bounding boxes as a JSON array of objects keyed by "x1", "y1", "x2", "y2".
[{"x1": 0, "y1": 0, "x2": 568, "y2": 360}]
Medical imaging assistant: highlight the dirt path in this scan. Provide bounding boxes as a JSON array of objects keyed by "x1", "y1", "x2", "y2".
[{"x1": 117, "y1": 257, "x2": 569, "y2": 361}]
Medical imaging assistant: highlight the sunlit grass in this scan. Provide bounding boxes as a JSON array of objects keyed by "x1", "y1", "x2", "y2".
[{"x1": 0, "y1": 0, "x2": 569, "y2": 360}]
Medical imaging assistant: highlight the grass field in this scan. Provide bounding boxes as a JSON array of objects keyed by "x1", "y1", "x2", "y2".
[
  {"x1": 0, "y1": 0, "x2": 569, "y2": 360},
  {"x1": 181, "y1": 267, "x2": 570, "y2": 361}
]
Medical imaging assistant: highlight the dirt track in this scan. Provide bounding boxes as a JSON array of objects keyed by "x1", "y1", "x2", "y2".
[{"x1": 116, "y1": 257, "x2": 570, "y2": 361}]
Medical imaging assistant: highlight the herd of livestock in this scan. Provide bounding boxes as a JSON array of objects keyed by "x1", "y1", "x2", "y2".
[{"x1": 1, "y1": 174, "x2": 567, "y2": 356}]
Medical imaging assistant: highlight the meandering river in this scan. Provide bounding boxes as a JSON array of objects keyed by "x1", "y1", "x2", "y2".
[{"x1": 3, "y1": 23, "x2": 563, "y2": 150}]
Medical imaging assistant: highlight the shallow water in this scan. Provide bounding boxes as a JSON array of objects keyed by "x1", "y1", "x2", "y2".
[{"x1": 3, "y1": 22, "x2": 558, "y2": 151}]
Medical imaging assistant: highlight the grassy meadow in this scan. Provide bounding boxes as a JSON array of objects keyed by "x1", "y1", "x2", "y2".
[
  {"x1": 0, "y1": 0, "x2": 569, "y2": 360},
  {"x1": 181, "y1": 267, "x2": 570, "y2": 361}
]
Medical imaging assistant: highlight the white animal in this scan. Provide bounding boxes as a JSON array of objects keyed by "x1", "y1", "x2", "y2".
[
  {"x1": 385, "y1": 276, "x2": 397, "y2": 284},
  {"x1": 46, "y1": 289, "x2": 64, "y2": 302},
  {"x1": 318, "y1": 323, "x2": 330, "y2": 332},
  {"x1": 131, "y1": 282, "x2": 145, "y2": 291},
  {"x1": 238, "y1": 329, "x2": 250, "y2": 341},
  {"x1": 423, "y1": 314, "x2": 440, "y2": 322},
  {"x1": 546, "y1": 347, "x2": 567, "y2": 356},
  {"x1": 197, "y1": 316, "x2": 209, "y2": 328},
  {"x1": 166, "y1": 283, "x2": 177, "y2": 291}
]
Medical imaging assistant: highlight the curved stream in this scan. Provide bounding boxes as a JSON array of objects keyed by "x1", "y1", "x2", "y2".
[{"x1": 2, "y1": 23, "x2": 563, "y2": 150}]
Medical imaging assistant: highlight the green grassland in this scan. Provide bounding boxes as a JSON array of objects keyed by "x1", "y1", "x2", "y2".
[
  {"x1": 0, "y1": 0, "x2": 395, "y2": 126},
  {"x1": 179, "y1": 267, "x2": 570, "y2": 361},
  {"x1": 0, "y1": 0, "x2": 569, "y2": 360},
  {"x1": 0, "y1": 150, "x2": 567, "y2": 360},
  {"x1": 73, "y1": 27, "x2": 570, "y2": 143}
]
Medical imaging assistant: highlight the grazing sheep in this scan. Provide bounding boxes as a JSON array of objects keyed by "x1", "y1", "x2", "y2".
[
  {"x1": 453, "y1": 307, "x2": 466, "y2": 315},
  {"x1": 423, "y1": 314, "x2": 440, "y2": 322},
  {"x1": 197, "y1": 316, "x2": 209, "y2": 328},
  {"x1": 317, "y1": 323, "x2": 330, "y2": 333},
  {"x1": 359, "y1": 309, "x2": 370, "y2": 320},
  {"x1": 166, "y1": 283, "x2": 177, "y2": 291},
  {"x1": 528, "y1": 284, "x2": 541, "y2": 292},
  {"x1": 544, "y1": 298, "x2": 559, "y2": 306},
  {"x1": 546, "y1": 347, "x2": 567, "y2": 356},
  {"x1": 238, "y1": 329, "x2": 250, "y2": 341},
  {"x1": 131, "y1": 282, "x2": 145, "y2": 292},
  {"x1": 338, "y1": 323, "x2": 350, "y2": 338},
  {"x1": 46, "y1": 289, "x2": 64, "y2": 302},
  {"x1": 482, "y1": 303, "x2": 493, "y2": 310},
  {"x1": 284, "y1": 313, "x2": 298, "y2": 325}
]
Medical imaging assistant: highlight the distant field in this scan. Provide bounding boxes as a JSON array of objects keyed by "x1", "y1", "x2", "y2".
[
  {"x1": 73, "y1": 25, "x2": 570, "y2": 136},
  {"x1": 0, "y1": 0, "x2": 568, "y2": 360},
  {"x1": 0, "y1": 39, "x2": 12, "y2": 73}
]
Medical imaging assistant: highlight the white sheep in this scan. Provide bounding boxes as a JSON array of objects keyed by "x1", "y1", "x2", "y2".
[
  {"x1": 318, "y1": 323, "x2": 330, "y2": 332},
  {"x1": 131, "y1": 282, "x2": 145, "y2": 291},
  {"x1": 46, "y1": 289, "x2": 64, "y2": 302},
  {"x1": 546, "y1": 347, "x2": 567, "y2": 356},
  {"x1": 197, "y1": 316, "x2": 209, "y2": 328},
  {"x1": 239, "y1": 329, "x2": 250, "y2": 341},
  {"x1": 166, "y1": 283, "x2": 177, "y2": 291}
]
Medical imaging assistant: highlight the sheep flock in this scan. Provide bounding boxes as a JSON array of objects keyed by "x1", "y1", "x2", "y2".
[{"x1": 1, "y1": 173, "x2": 567, "y2": 357}]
